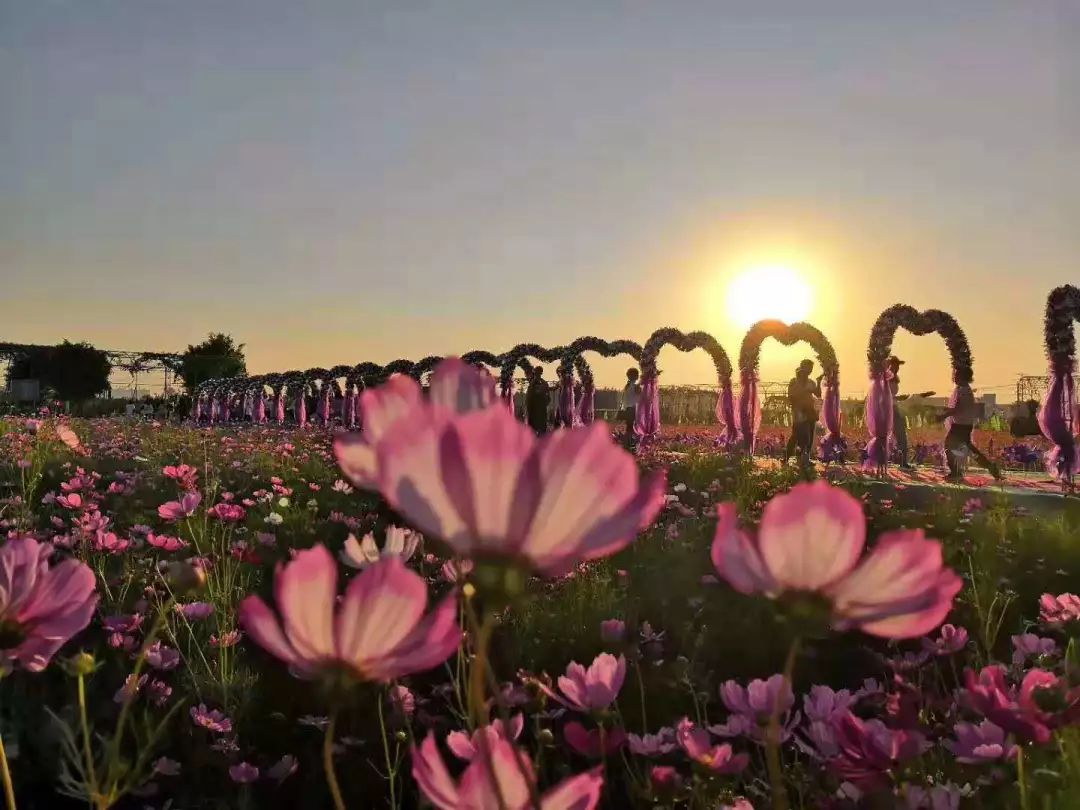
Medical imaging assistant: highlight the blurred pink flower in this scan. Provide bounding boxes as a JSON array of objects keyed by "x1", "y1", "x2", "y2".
[
  {"x1": 628, "y1": 728, "x2": 677, "y2": 757},
  {"x1": 340, "y1": 526, "x2": 421, "y2": 570},
  {"x1": 239, "y1": 547, "x2": 460, "y2": 682},
  {"x1": 57, "y1": 425, "x2": 81, "y2": 451},
  {"x1": 162, "y1": 464, "x2": 199, "y2": 491},
  {"x1": 0, "y1": 536, "x2": 98, "y2": 673},
  {"x1": 412, "y1": 733, "x2": 603, "y2": 810},
  {"x1": 145, "y1": 641, "x2": 181, "y2": 670},
  {"x1": 374, "y1": 402, "x2": 665, "y2": 577},
  {"x1": 945, "y1": 720, "x2": 1016, "y2": 763},
  {"x1": 961, "y1": 665, "x2": 1059, "y2": 743},
  {"x1": 1011, "y1": 633, "x2": 1057, "y2": 666},
  {"x1": 146, "y1": 533, "x2": 187, "y2": 552},
  {"x1": 923, "y1": 623, "x2": 968, "y2": 656},
  {"x1": 675, "y1": 718, "x2": 748, "y2": 773},
  {"x1": 710, "y1": 481, "x2": 962, "y2": 638},
  {"x1": 440, "y1": 558, "x2": 473, "y2": 583},
  {"x1": 158, "y1": 492, "x2": 201, "y2": 522},
  {"x1": 176, "y1": 602, "x2": 214, "y2": 621},
  {"x1": 446, "y1": 714, "x2": 523, "y2": 761},
  {"x1": 207, "y1": 502, "x2": 246, "y2": 522},
  {"x1": 564, "y1": 722, "x2": 626, "y2": 757},
  {"x1": 600, "y1": 619, "x2": 626, "y2": 644},
  {"x1": 829, "y1": 712, "x2": 926, "y2": 790},
  {"x1": 1039, "y1": 592, "x2": 1080, "y2": 627}
]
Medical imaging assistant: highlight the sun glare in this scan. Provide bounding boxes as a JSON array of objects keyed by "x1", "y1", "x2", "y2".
[{"x1": 726, "y1": 265, "x2": 813, "y2": 327}]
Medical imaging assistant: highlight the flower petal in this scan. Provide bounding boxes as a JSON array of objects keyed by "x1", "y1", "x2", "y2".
[
  {"x1": 458, "y1": 737, "x2": 533, "y2": 809},
  {"x1": 429, "y1": 357, "x2": 498, "y2": 413},
  {"x1": 274, "y1": 545, "x2": 338, "y2": 661},
  {"x1": 411, "y1": 734, "x2": 459, "y2": 810},
  {"x1": 710, "y1": 503, "x2": 776, "y2": 594},
  {"x1": 336, "y1": 556, "x2": 427, "y2": 672},
  {"x1": 758, "y1": 481, "x2": 865, "y2": 591},
  {"x1": 540, "y1": 767, "x2": 604, "y2": 810},
  {"x1": 238, "y1": 596, "x2": 304, "y2": 672},
  {"x1": 362, "y1": 591, "x2": 462, "y2": 681}
]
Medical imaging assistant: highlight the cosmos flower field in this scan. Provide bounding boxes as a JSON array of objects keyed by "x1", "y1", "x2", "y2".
[{"x1": 1, "y1": 361, "x2": 1079, "y2": 810}]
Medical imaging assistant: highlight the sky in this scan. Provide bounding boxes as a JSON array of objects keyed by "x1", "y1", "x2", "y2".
[{"x1": 2, "y1": 0, "x2": 1078, "y2": 398}]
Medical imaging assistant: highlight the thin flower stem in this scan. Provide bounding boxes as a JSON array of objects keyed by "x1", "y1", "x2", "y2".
[
  {"x1": 377, "y1": 694, "x2": 399, "y2": 810},
  {"x1": 322, "y1": 709, "x2": 346, "y2": 810},
  {"x1": 77, "y1": 674, "x2": 99, "y2": 800},
  {"x1": 634, "y1": 659, "x2": 648, "y2": 732},
  {"x1": 0, "y1": 726, "x2": 15, "y2": 810},
  {"x1": 766, "y1": 636, "x2": 801, "y2": 810},
  {"x1": 1017, "y1": 744, "x2": 1030, "y2": 810}
]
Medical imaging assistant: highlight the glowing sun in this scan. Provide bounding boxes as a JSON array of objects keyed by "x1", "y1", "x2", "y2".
[{"x1": 726, "y1": 265, "x2": 813, "y2": 327}]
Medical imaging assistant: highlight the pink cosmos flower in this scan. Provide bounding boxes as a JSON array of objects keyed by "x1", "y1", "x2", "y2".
[
  {"x1": 0, "y1": 536, "x2": 98, "y2": 673},
  {"x1": 158, "y1": 492, "x2": 201, "y2": 522},
  {"x1": 56, "y1": 493, "x2": 83, "y2": 510},
  {"x1": 446, "y1": 714, "x2": 524, "y2": 761},
  {"x1": 190, "y1": 704, "x2": 233, "y2": 733},
  {"x1": 711, "y1": 482, "x2": 962, "y2": 638},
  {"x1": 440, "y1": 558, "x2": 474, "y2": 583},
  {"x1": 649, "y1": 765, "x2": 682, "y2": 794},
  {"x1": 373, "y1": 399, "x2": 665, "y2": 577},
  {"x1": 539, "y1": 653, "x2": 626, "y2": 713},
  {"x1": 145, "y1": 641, "x2": 181, "y2": 671},
  {"x1": 712, "y1": 675, "x2": 799, "y2": 744},
  {"x1": 923, "y1": 623, "x2": 968, "y2": 656},
  {"x1": 340, "y1": 526, "x2": 422, "y2": 570},
  {"x1": 1039, "y1": 592, "x2": 1080, "y2": 627},
  {"x1": 628, "y1": 728, "x2": 677, "y2": 757},
  {"x1": 57, "y1": 425, "x2": 81, "y2": 451},
  {"x1": 162, "y1": 464, "x2": 198, "y2": 491},
  {"x1": 334, "y1": 358, "x2": 497, "y2": 490},
  {"x1": 238, "y1": 547, "x2": 460, "y2": 682},
  {"x1": 229, "y1": 762, "x2": 259, "y2": 783},
  {"x1": 412, "y1": 733, "x2": 603, "y2": 810},
  {"x1": 564, "y1": 722, "x2": 627, "y2": 758},
  {"x1": 207, "y1": 502, "x2": 246, "y2": 522},
  {"x1": 961, "y1": 665, "x2": 1059, "y2": 743},
  {"x1": 147, "y1": 533, "x2": 187, "y2": 552},
  {"x1": 946, "y1": 720, "x2": 1017, "y2": 764},
  {"x1": 675, "y1": 718, "x2": 748, "y2": 773}
]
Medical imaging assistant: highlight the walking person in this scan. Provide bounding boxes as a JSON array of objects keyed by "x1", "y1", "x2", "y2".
[
  {"x1": 620, "y1": 368, "x2": 641, "y2": 448},
  {"x1": 888, "y1": 355, "x2": 935, "y2": 470},
  {"x1": 784, "y1": 360, "x2": 822, "y2": 467},
  {"x1": 940, "y1": 382, "x2": 1002, "y2": 481},
  {"x1": 525, "y1": 366, "x2": 551, "y2": 436}
]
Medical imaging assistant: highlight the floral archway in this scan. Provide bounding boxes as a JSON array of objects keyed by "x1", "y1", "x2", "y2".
[
  {"x1": 637, "y1": 329, "x2": 735, "y2": 444},
  {"x1": 737, "y1": 320, "x2": 842, "y2": 459},
  {"x1": 555, "y1": 337, "x2": 644, "y2": 427},
  {"x1": 864, "y1": 305, "x2": 974, "y2": 471},
  {"x1": 1039, "y1": 285, "x2": 1080, "y2": 483}
]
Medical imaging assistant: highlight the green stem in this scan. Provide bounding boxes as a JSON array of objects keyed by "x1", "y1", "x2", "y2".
[
  {"x1": 77, "y1": 674, "x2": 99, "y2": 801},
  {"x1": 377, "y1": 695, "x2": 398, "y2": 810},
  {"x1": 0, "y1": 726, "x2": 16, "y2": 810},
  {"x1": 766, "y1": 636, "x2": 801, "y2": 810},
  {"x1": 467, "y1": 611, "x2": 495, "y2": 729},
  {"x1": 1017, "y1": 744, "x2": 1030, "y2": 810},
  {"x1": 323, "y1": 709, "x2": 346, "y2": 810}
]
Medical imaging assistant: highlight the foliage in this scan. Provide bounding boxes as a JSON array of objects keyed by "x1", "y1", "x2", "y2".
[
  {"x1": 180, "y1": 333, "x2": 247, "y2": 393},
  {"x1": 7, "y1": 341, "x2": 111, "y2": 402}
]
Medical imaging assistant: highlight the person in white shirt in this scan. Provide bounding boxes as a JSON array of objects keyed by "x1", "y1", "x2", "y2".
[
  {"x1": 620, "y1": 368, "x2": 641, "y2": 447},
  {"x1": 940, "y1": 382, "x2": 1001, "y2": 481}
]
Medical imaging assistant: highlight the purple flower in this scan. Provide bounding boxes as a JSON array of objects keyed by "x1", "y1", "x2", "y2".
[
  {"x1": 802, "y1": 685, "x2": 855, "y2": 722},
  {"x1": 600, "y1": 619, "x2": 626, "y2": 644},
  {"x1": 830, "y1": 712, "x2": 926, "y2": 791},
  {"x1": 675, "y1": 718, "x2": 748, "y2": 773},
  {"x1": 175, "y1": 602, "x2": 214, "y2": 621},
  {"x1": 923, "y1": 623, "x2": 968, "y2": 656},
  {"x1": 712, "y1": 674, "x2": 799, "y2": 744},
  {"x1": 627, "y1": 728, "x2": 677, "y2": 757},
  {"x1": 145, "y1": 641, "x2": 180, "y2": 671},
  {"x1": 1011, "y1": 633, "x2": 1057, "y2": 666},
  {"x1": 945, "y1": 720, "x2": 1016, "y2": 764}
]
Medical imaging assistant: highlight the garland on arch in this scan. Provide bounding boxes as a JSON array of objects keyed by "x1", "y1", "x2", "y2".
[{"x1": 1039, "y1": 286, "x2": 1080, "y2": 482}]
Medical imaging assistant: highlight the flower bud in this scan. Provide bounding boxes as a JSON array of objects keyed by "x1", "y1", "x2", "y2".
[
  {"x1": 166, "y1": 561, "x2": 207, "y2": 594},
  {"x1": 64, "y1": 651, "x2": 97, "y2": 677}
]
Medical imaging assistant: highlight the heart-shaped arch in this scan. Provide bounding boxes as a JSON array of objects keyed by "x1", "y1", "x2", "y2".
[
  {"x1": 864, "y1": 305, "x2": 974, "y2": 470},
  {"x1": 1039, "y1": 285, "x2": 1080, "y2": 482},
  {"x1": 737, "y1": 320, "x2": 842, "y2": 458}
]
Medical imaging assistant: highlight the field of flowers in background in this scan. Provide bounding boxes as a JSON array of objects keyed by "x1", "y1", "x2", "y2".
[{"x1": 0, "y1": 362, "x2": 1078, "y2": 809}]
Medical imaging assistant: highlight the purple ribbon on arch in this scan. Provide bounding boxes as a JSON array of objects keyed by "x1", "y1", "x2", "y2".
[
  {"x1": 1039, "y1": 366, "x2": 1076, "y2": 482},
  {"x1": 863, "y1": 372, "x2": 894, "y2": 469}
]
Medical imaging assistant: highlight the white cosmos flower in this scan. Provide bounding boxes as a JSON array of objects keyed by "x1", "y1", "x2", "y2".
[
  {"x1": 341, "y1": 526, "x2": 422, "y2": 570},
  {"x1": 264, "y1": 512, "x2": 284, "y2": 526},
  {"x1": 278, "y1": 497, "x2": 290, "y2": 508}
]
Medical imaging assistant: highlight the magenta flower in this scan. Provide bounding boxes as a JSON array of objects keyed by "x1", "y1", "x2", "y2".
[
  {"x1": 539, "y1": 653, "x2": 626, "y2": 713},
  {"x1": 412, "y1": 733, "x2": 603, "y2": 810},
  {"x1": 145, "y1": 641, "x2": 181, "y2": 671},
  {"x1": 711, "y1": 482, "x2": 962, "y2": 638},
  {"x1": 239, "y1": 547, "x2": 460, "y2": 682},
  {"x1": 564, "y1": 722, "x2": 627, "y2": 758},
  {"x1": 829, "y1": 711, "x2": 926, "y2": 790},
  {"x1": 374, "y1": 401, "x2": 665, "y2": 577},
  {"x1": 649, "y1": 765, "x2": 682, "y2": 794},
  {"x1": 162, "y1": 464, "x2": 199, "y2": 491},
  {"x1": 158, "y1": 492, "x2": 201, "y2": 522},
  {"x1": 946, "y1": 720, "x2": 1017, "y2": 764},
  {"x1": 146, "y1": 533, "x2": 187, "y2": 552},
  {"x1": 802, "y1": 685, "x2": 855, "y2": 723},
  {"x1": 207, "y1": 502, "x2": 246, "y2": 522},
  {"x1": 334, "y1": 358, "x2": 495, "y2": 490},
  {"x1": 712, "y1": 674, "x2": 799, "y2": 744},
  {"x1": 190, "y1": 704, "x2": 233, "y2": 733},
  {"x1": 228, "y1": 762, "x2": 259, "y2": 783},
  {"x1": 0, "y1": 536, "x2": 98, "y2": 673},
  {"x1": 1039, "y1": 592, "x2": 1080, "y2": 628},
  {"x1": 961, "y1": 665, "x2": 1058, "y2": 743},
  {"x1": 446, "y1": 714, "x2": 524, "y2": 761},
  {"x1": 675, "y1": 718, "x2": 748, "y2": 773}
]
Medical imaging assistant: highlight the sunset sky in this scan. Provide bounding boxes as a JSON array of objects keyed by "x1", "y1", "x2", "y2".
[{"x1": 3, "y1": 1, "x2": 1077, "y2": 398}]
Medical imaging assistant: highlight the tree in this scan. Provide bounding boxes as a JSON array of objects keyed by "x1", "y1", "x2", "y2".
[
  {"x1": 180, "y1": 333, "x2": 247, "y2": 392},
  {"x1": 7, "y1": 341, "x2": 112, "y2": 401}
]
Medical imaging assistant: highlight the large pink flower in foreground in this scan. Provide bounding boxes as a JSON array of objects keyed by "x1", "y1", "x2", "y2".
[
  {"x1": 374, "y1": 405, "x2": 665, "y2": 577},
  {"x1": 412, "y1": 733, "x2": 603, "y2": 810},
  {"x1": 0, "y1": 536, "x2": 98, "y2": 673},
  {"x1": 238, "y1": 547, "x2": 460, "y2": 682},
  {"x1": 334, "y1": 358, "x2": 496, "y2": 490},
  {"x1": 711, "y1": 481, "x2": 961, "y2": 639}
]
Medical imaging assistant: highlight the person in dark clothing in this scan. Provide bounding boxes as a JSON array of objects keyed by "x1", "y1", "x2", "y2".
[
  {"x1": 1009, "y1": 400, "x2": 1042, "y2": 438},
  {"x1": 621, "y1": 368, "x2": 641, "y2": 448},
  {"x1": 940, "y1": 382, "x2": 1002, "y2": 481},
  {"x1": 525, "y1": 366, "x2": 551, "y2": 436}
]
